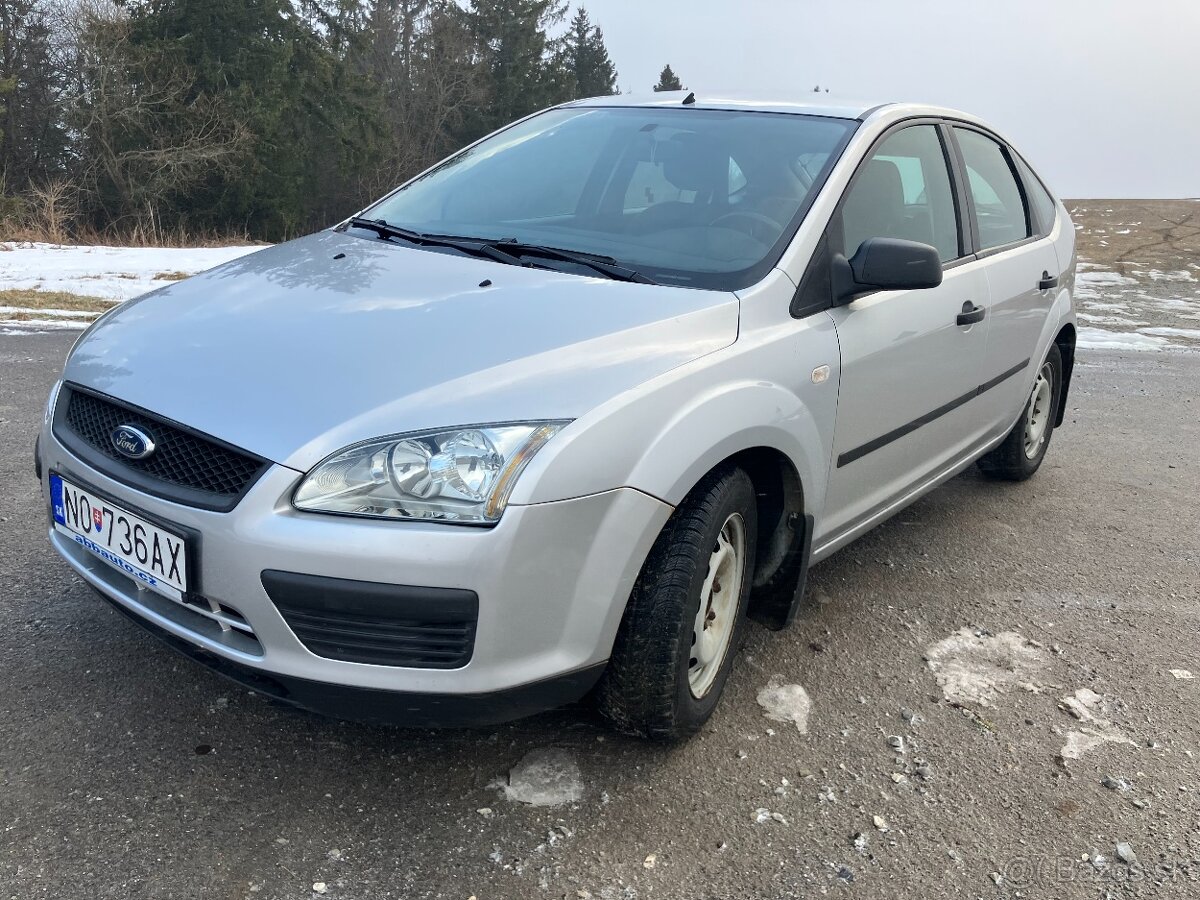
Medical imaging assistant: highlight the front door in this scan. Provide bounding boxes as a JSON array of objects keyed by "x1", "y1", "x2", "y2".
[{"x1": 820, "y1": 123, "x2": 993, "y2": 543}]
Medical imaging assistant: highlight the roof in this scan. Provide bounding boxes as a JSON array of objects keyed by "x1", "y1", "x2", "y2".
[
  {"x1": 565, "y1": 93, "x2": 984, "y2": 128},
  {"x1": 565, "y1": 91, "x2": 893, "y2": 121}
]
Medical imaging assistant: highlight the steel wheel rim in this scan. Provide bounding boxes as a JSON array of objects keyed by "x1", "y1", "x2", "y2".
[
  {"x1": 1023, "y1": 363, "x2": 1054, "y2": 458},
  {"x1": 688, "y1": 512, "x2": 747, "y2": 698}
]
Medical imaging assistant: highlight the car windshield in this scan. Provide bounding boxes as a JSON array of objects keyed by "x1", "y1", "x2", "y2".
[{"x1": 363, "y1": 106, "x2": 857, "y2": 290}]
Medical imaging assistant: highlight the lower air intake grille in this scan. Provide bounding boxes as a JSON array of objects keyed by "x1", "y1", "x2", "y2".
[{"x1": 262, "y1": 570, "x2": 478, "y2": 669}]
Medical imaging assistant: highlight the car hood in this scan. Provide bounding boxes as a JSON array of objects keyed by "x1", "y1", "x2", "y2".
[{"x1": 65, "y1": 230, "x2": 739, "y2": 471}]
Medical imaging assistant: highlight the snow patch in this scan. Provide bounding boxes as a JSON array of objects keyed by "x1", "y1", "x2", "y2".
[
  {"x1": 0, "y1": 241, "x2": 263, "y2": 301},
  {"x1": 500, "y1": 748, "x2": 583, "y2": 807},
  {"x1": 1076, "y1": 327, "x2": 1175, "y2": 352},
  {"x1": 0, "y1": 317, "x2": 87, "y2": 331},
  {"x1": 1138, "y1": 326, "x2": 1200, "y2": 341},
  {"x1": 1058, "y1": 688, "x2": 1136, "y2": 762},
  {"x1": 924, "y1": 629, "x2": 1046, "y2": 708},
  {"x1": 756, "y1": 680, "x2": 811, "y2": 734},
  {"x1": 1133, "y1": 269, "x2": 1197, "y2": 283}
]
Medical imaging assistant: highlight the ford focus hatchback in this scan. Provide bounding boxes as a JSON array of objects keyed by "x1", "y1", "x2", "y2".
[{"x1": 37, "y1": 94, "x2": 1077, "y2": 740}]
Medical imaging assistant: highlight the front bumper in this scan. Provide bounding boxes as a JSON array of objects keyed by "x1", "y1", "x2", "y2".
[{"x1": 40, "y1": 422, "x2": 672, "y2": 723}]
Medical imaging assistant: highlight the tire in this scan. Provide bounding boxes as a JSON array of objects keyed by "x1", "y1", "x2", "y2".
[
  {"x1": 978, "y1": 344, "x2": 1063, "y2": 481},
  {"x1": 597, "y1": 467, "x2": 758, "y2": 741}
]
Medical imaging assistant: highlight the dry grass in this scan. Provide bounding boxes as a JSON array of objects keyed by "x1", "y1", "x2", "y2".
[
  {"x1": 0, "y1": 221, "x2": 261, "y2": 248},
  {"x1": 0, "y1": 288, "x2": 112, "y2": 313},
  {"x1": 153, "y1": 271, "x2": 192, "y2": 281}
]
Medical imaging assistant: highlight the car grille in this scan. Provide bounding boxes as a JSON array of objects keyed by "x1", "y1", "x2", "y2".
[
  {"x1": 54, "y1": 384, "x2": 268, "y2": 511},
  {"x1": 262, "y1": 570, "x2": 478, "y2": 669},
  {"x1": 282, "y1": 609, "x2": 476, "y2": 669}
]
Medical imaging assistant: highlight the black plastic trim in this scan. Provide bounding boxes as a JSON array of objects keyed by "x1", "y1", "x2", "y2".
[
  {"x1": 92, "y1": 585, "x2": 603, "y2": 727},
  {"x1": 939, "y1": 121, "x2": 979, "y2": 256},
  {"x1": 837, "y1": 358, "x2": 1030, "y2": 467},
  {"x1": 52, "y1": 383, "x2": 271, "y2": 513},
  {"x1": 1010, "y1": 149, "x2": 1060, "y2": 237},
  {"x1": 262, "y1": 570, "x2": 479, "y2": 669},
  {"x1": 790, "y1": 233, "x2": 833, "y2": 318},
  {"x1": 748, "y1": 513, "x2": 815, "y2": 631},
  {"x1": 945, "y1": 123, "x2": 1036, "y2": 257}
]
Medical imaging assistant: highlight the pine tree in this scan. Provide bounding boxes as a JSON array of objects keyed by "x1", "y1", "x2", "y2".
[
  {"x1": 113, "y1": 0, "x2": 385, "y2": 238},
  {"x1": 464, "y1": 0, "x2": 569, "y2": 138},
  {"x1": 0, "y1": 0, "x2": 70, "y2": 189},
  {"x1": 652, "y1": 63, "x2": 683, "y2": 92},
  {"x1": 562, "y1": 7, "x2": 616, "y2": 99}
]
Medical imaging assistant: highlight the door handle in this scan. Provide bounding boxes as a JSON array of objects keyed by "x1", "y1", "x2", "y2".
[
  {"x1": 1038, "y1": 270, "x2": 1059, "y2": 290},
  {"x1": 957, "y1": 301, "x2": 986, "y2": 326}
]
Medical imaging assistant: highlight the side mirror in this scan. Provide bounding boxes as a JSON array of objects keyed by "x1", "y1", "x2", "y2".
[{"x1": 833, "y1": 237, "x2": 943, "y2": 304}]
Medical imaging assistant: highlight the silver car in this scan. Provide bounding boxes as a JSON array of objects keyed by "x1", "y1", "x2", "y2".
[{"x1": 37, "y1": 93, "x2": 1076, "y2": 739}]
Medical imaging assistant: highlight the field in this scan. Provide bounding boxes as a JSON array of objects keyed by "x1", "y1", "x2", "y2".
[
  {"x1": 4, "y1": 201, "x2": 1200, "y2": 350},
  {"x1": 1067, "y1": 200, "x2": 1200, "y2": 349}
]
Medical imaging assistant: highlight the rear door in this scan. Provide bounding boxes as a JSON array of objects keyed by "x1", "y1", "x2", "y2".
[
  {"x1": 949, "y1": 126, "x2": 1062, "y2": 434},
  {"x1": 819, "y1": 122, "x2": 992, "y2": 542}
]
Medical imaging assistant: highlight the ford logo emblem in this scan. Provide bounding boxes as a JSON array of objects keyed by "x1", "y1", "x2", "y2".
[{"x1": 111, "y1": 424, "x2": 156, "y2": 460}]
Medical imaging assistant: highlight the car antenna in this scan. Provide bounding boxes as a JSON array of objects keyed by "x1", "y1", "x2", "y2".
[{"x1": 682, "y1": 91, "x2": 696, "y2": 106}]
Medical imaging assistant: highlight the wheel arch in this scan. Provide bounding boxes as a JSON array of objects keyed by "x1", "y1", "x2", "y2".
[
  {"x1": 1053, "y1": 322, "x2": 1076, "y2": 427},
  {"x1": 717, "y1": 446, "x2": 814, "y2": 631}
]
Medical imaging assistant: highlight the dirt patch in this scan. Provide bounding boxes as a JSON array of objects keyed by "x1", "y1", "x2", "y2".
[{"x1": 1066, "y1": 198, "x2": 1200, "y2": 273}]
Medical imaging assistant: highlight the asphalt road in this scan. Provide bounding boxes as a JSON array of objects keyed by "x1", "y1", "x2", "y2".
[{"x1": 2, "y1": 331, "x2": 1198, "y2": 900}]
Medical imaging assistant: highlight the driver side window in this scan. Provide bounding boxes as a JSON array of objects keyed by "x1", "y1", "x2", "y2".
[{"x1": 839, "y1": 125, "x2": 961, "y2": 263}]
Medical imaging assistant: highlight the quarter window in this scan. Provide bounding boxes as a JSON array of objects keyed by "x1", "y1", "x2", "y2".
[
  {"x1": 1013, "y1": 154, "x2": 1057, "y2": 236},
  {"x1": 840, "y1": 125, "x2": 961, "y2": 263},
  {"x1": 954, "y1": 128, "x2": 1031, "y2": 250}
]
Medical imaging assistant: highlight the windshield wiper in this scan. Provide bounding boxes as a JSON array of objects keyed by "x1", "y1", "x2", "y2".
[
  {"x1": 485, "y1": 239, "x2": 657, "y2": 284},
  {"x1": 344, "y1": 217, "x2": 655, "y2": 285}
]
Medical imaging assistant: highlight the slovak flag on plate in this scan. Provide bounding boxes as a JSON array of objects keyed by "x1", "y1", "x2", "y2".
[{"x1": 93, "y1": 507, "x2": 104, "y2": 530}]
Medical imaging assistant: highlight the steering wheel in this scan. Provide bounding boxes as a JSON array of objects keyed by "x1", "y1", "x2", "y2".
[{"x1": 709, "y1": 210, "x2": 782, "y2": 243}]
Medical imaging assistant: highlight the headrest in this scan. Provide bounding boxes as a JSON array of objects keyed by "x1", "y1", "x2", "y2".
[
  {"x1": 655, "y1": 133, "x2": 726, "y2": 193},
  {"x1": 856, "y1": 159, "x2": 904, "y2": 208}
]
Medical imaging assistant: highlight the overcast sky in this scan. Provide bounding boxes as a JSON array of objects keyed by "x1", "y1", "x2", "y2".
[{"x1": 593, "y1": 0, "x2": 1199, "y2": 199}]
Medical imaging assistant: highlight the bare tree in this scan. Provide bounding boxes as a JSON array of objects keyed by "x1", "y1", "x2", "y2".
[{"x1": 66, "y1": 5, "x2": 250, "y2": 236}]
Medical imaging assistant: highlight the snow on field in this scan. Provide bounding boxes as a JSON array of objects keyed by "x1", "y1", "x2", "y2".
[
  {"x1": 1076, "y1": 327, "x2": 1175, "y2": 352},
  {"x1": 2, "y1": 237, "x2": 1198, "y2": 351},
  {"x1": 0, "y1": 241, "x2": 263, "y2": 300},
  {"x1": 1072, "y1": 261, "x2": 1200, "y2": 352}
]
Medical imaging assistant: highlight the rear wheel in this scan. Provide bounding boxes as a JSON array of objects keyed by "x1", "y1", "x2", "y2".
[
  {"x1": 978, "y1": 344, "x2": 1062, "y2": 481},
  {"x1": 597, "y1": 467, "x2": 757, "y2": 741}
]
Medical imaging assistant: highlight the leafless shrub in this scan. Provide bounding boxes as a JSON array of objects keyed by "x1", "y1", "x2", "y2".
[{"x1": 26, "y1": 178, "x2": 79, "y2": 243}]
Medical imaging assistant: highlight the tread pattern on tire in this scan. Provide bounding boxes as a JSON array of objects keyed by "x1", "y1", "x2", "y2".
[
  {"x1": 597, "y1": 467, "x2": 755, "y2": 741},
  {"x1": 978, "y1": 344, "x2": 1063, "y2": 482}
]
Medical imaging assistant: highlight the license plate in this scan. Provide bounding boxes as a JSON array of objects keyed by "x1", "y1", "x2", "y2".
[{"x1": 50, "y1": 473, "x2": 188, "y2": 600}]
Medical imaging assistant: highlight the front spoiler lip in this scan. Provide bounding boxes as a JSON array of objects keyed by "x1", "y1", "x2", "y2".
[{"x1": 91, "y1": 585, "x2": 607, "y2": 727}]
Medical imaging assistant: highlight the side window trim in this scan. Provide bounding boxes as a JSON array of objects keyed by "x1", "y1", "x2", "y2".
[
  {"x1": 1011, "y1": 150, "x2": 1058, "y2": 237},
  {"x1": 790, "y1": 117, "x2": 971, "y2": 319},
  {"x1": 939, "y1": 120, "x2": 979, "y2": 257},
  {"x1": 947, "y1": 123, "x2": 1038, "y2": 258}
]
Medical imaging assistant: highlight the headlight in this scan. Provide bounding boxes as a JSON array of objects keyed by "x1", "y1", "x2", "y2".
[{"x1": 293, "y1": 422, "x2": 568, "y2": 524}]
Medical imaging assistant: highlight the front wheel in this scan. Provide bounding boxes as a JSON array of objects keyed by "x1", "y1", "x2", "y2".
[
  {"x1": 597, "y1": 467, "x2": 758, "y2": 741},
  {"x1": 978, "y1": 344, "x2": 1063, "y2": 481}
]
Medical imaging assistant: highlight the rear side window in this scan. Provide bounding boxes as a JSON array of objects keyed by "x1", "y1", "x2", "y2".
[
  {"x1": 954, "y1": 128, "x2": 1031, "y2": 250},
  {"x1": 839, "y1": 125, "x2": 960, "y2": 263},
  {"x1": 1013, "y1": 154, "x2": 1057, "y2": 235}
]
